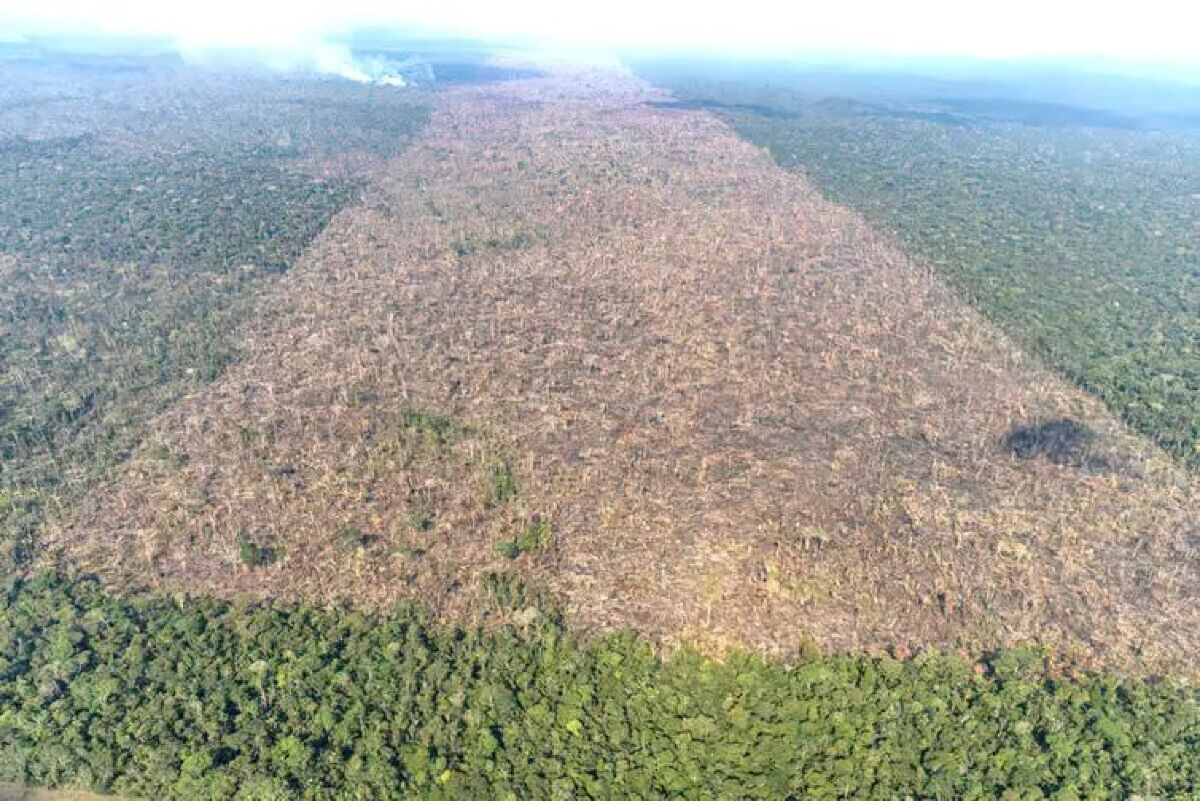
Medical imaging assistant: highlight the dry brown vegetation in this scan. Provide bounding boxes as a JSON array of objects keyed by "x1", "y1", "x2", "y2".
[
  {"x1": 0, "y1": 785, "x2": 120, "y2": 801},
  {"x1": 44, "y1": 65, "x2": 1200, "y2": 673}
]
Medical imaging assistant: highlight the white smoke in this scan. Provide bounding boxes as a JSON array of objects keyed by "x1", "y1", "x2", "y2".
[
  {"x1": 310, "y1": 41, "x2": 376, "y2": 83},
  {"x1": 1, "y1": 2, "x2": 422, "y2": 86},
  {"x1": 176, "y1": 36, "x2": 411, "y2": 86}
]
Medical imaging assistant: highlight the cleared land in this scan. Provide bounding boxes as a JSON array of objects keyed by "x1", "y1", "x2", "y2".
[
  {"x1": 39, "y1": 64, "x2": 1200, "y2": 673},
  {"x1": 638, "y1": 64, "x2": 1200, "y2": 469},
  {"x1": 0, "y1": 786, "x2": 121, "y2": 801},
  {"x1": 0, "y1": 786, "x2": 118, "y2": 801}
]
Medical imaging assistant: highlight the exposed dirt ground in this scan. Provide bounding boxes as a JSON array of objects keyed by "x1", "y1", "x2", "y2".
[{"x1": 45, "y1": 65, "x2": 1200, "y2": 672}]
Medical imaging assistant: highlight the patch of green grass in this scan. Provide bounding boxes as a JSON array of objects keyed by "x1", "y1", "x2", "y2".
[
  {"x1": 483, "y1": 460, "x2": 518, "y2": 507},
  {"x1": 497, "y1": 518, "x2": 550, "y2": 559},
  {"x1": 641, "y1": 67, "x2": 1200, "y2": 468},
  {"x1": 2, "y1": 572, "x2": 1198, "y2": 799},
  {"x1": 400, "y1": 410, "x2": 460, "y2": 447},
  {"x1": 335, "y1": 526, "x2": 372, "y2": 551},
  {"x1": 450, "y1": 231, "x2": 536, "y2": 259},
  {"x1": 403, "y1": 507, "x2": 435, "y2": 533},
  {"x1": 236, "y1": 538, "x2": 275, "y2": 567}
]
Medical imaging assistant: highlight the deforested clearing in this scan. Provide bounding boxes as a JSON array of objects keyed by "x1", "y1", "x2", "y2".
[{"x1": 45, "y1": 66, "x2": 1200, "y2": 673}]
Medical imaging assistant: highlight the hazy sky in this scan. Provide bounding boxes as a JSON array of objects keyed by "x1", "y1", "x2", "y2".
[{"x1": 4, "y1": 0, "x2": 1199, "y2": 67}]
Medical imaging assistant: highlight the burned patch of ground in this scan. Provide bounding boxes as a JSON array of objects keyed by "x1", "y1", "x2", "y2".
[{"x1": 1004, "y1": 418, "x2": 1111, "y2": 470}]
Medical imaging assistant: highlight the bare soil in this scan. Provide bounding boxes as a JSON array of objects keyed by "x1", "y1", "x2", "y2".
[{"x1": 45, "y1": 65, "x2": 1200, "y2": 672}]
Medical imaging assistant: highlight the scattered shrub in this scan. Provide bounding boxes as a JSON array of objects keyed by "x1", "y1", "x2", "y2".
[
  {"x1": 484, "y1": 460, "x2": 518, "y2": 507},
  {"x1": 335, "y1": 526, "x2": 376, "y2": 551},
  {"x1": 237, "y1": 538, "x2": 276, "y2": 567},
  {"x1": 401, "y1": 410, "x2": 460, "y2": 447},
  {"x1": 404, "y1": 507, "x2": 435, "y2": 532},
  {"x1": 497, "y1": 519, "x2": 551, "y2": 559}
]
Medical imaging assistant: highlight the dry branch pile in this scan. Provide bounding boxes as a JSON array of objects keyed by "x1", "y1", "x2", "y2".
[{"x1": 46, "y1": 66, "x2": 1200, "y2": 672}]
